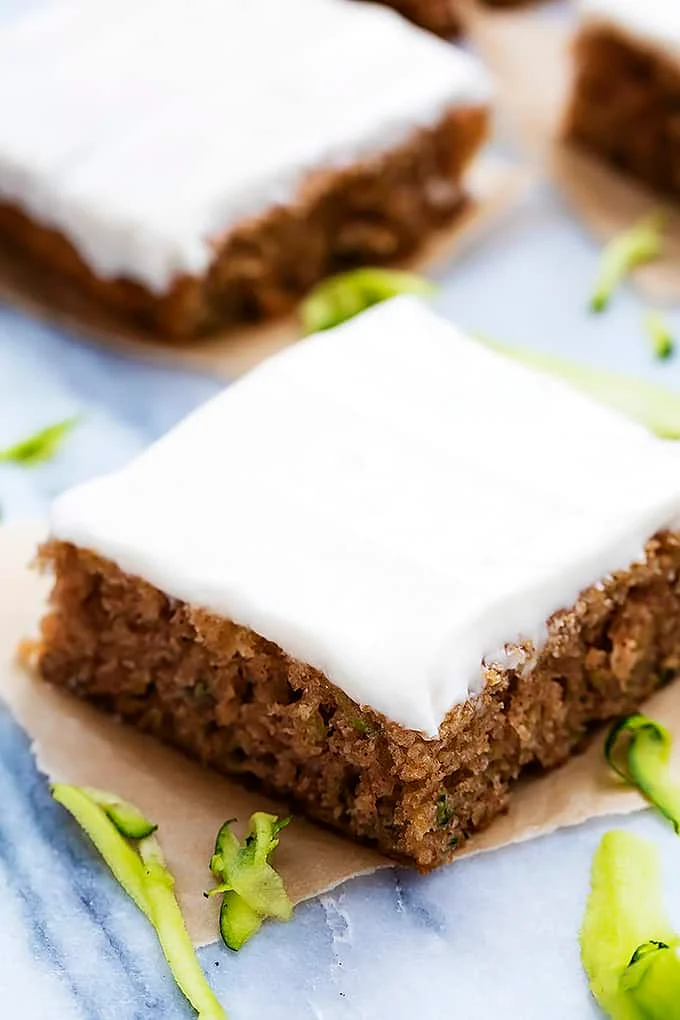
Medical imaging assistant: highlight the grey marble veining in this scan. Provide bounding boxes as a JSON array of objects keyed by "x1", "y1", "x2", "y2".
[
  {"x1": 3, "y1": 2, "x2": 680, "y2": 1016},
  {"x1": 4, "y1": 675, "x2": 680, "y2": 1020}
]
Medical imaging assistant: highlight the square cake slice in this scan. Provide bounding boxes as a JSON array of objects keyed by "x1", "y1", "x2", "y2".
[
  {"x1": 564, "y1": 0, "x2": 680, "y2": 196},
  {"x1": 38, "y1": 298, "x2": 680, "y2": 868},
  {"x1": 0, "y1": 0, "x2": 489, "y2": 340}
]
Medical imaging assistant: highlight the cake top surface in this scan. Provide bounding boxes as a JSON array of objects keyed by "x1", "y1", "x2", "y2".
[
  {"x1": 51, "y1": 298, "x2": 680, "y2": 736},
  {"x1": 580, "y1": 0, "x2": 680, "y2": 51},
  {"x1": 0, "y1": 0, "x2": 489, "y2": 292}
]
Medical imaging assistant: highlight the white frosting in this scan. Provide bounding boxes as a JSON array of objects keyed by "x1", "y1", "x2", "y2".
[
  {"x1": 580, "y1": 0, "x2": 680, "y2": 54},
  {"x1": 0, "y1": 0, "x2": 490, "y2": 292},
  {"x1": 51, "y1": 298, "x2": 680, "y2": 737}
]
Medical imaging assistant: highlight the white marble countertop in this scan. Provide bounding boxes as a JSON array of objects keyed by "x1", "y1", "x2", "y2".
[{"x1": 2, "y1": 2, "x2": 680, "y2": 1018}]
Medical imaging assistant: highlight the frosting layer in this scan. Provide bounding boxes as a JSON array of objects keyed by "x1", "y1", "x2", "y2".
[
  {"x1": 51, "y1": 299, "x2": 680, "y2": 736},
  {"x1": 0, "y1": 0, "x2": 490, "y2": 292},
  {"x1": 580, "y1": 0, "x2": 680, "y2": 54}
]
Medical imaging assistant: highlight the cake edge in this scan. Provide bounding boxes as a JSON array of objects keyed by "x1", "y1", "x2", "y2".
[
  {"x1": 0, "y1": 105, "x2": 488, "y2": 341},
  {"x1": 563, "y1": 19, "x2": 680, "y2": 197},
  {"x1": 35, "y1": 531, "x2": 680, "y2": 869}
]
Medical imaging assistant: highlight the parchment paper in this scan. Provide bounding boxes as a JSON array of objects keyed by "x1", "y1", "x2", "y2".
[
  {"x1": 0, "y1": 158, "x2": 528, "y2": 381},
  {"x1": 461, "y1": 4, "x2": 680, "y2": 302},
  {"x1": 2, "y1": 520, "x2": 673, "y2": 947}
]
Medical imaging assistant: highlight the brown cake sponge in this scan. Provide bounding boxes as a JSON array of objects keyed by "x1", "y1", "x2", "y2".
[{"x1": 37, "y1": 532, "x2": 680, "y2": 869}]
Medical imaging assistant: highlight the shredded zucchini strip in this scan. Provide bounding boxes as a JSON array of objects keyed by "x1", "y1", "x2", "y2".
[
  {"x1": 53, "y1": 784, "x2": 226, "y2": 1019},
  {"x1": 605, "y1": 715, "x2": 680, "y2": 833},
  {"x1": 209, "y1": 813, "x2": 293, "y2": 952},
  {"x1": 590, "y1": 212, "x2": 665, "y2": 312},
  {"x1": 581, "y1": 830, "x2": 679, "y2": 1020},
  {"x1": 300, "y1": 267, "x2": 436, "y2": 334}
]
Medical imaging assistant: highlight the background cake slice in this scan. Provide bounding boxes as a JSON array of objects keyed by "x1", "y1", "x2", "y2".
[
  {"x1": 370, "y1": 0, "x2": 549, "y2": 37},
  {"x1": 37, "y1": 298, "x2": 680, "y2": 868},
  {"x1": 0, "y1": 0, "x2": 490, "y2": 340},
  {"x1": 565, "y1": 0, "x2": 680, "y2": 196},
  {"x1": 371, "y1": 0, "x2": 461, "y2": 36}
]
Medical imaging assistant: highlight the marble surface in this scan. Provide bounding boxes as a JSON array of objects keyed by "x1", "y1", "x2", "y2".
[{"x1": 3, "y1": 2, "x2": 680, "y2": 1018}]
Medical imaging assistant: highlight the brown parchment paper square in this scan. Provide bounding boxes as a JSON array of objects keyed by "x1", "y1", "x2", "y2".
[
  {"x1": 3, "y1": 521, "x2": 678, "y2": 945},
  {"x1": 461, "y1": 3, "x2": 680, "y2": 303},
  {"x1": 0, "y1": 157, "x2": 528, "y2": 381}
]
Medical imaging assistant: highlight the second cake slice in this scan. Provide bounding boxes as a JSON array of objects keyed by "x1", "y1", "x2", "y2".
[
  {"x1": 565, "y1": 0, "x2": 680, "y2": 197},
  {"x1": 0, "y1": 0, "x2": 490, "y2": 339}
]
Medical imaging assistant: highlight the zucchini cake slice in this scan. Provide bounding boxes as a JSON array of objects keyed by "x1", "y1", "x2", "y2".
[
  {"x1": 0, "y1": 0, "x2": 489, "y2": 340},
  {"x1": 38, "y1": 298, "x2": 680, "y2": 868},
  {"x1": 565, "y1": 0, "x2": 680, "y2": 197}
]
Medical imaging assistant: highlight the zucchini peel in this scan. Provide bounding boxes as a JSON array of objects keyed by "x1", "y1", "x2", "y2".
[
  {"x1": 52, "y1": 784, "x2": 151, "y2": 919},
  {"x1": 590, "y1": 211, "x2": 665, "y2": 313},
  {"x1": 80, "y1": 785, "x2": 158, "y2": 839},
  {"x1": 52, "y1": 784, "x2": 225, "y2": 1018},
  {"x1": 299, "y1": 267, "x2": 436, "y2": 335},
  {"x1": 139, "y1": 835, "x2": 225, "y2": 1018},
  {"x1": 621, "y1": 941, "x2": 680, "y2": 1019},
  {"x1": 476, "y1": 336, "x2": 680, "y2": 440},
  {"x1": 209, "y1": 813, "x2": 293, "y2": 951},
  {"x1": 644, "y1": 310, "x2": 675, "y2": 361},
  {"x1": 581, "y1": 830, "x2": 680, "y2": 1020},
  {"x1": 0, "y1": 415, "x2": 79, "y2": 466},
  {"x1": 605, "y1": 714, "x2": 680, "y2": 833}
]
